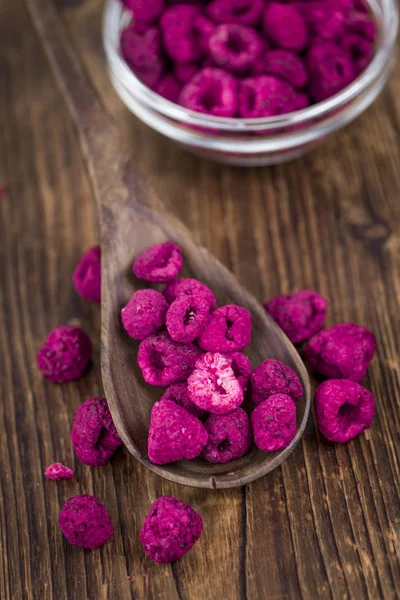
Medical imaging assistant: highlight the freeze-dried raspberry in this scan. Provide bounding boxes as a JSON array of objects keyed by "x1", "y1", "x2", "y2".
[
  {"x1": 72, "y1": 398, "x2": 122, "y2": 467},
  {"x1": 307, "y1": 42, "x2": 355, "y2": 102},
  {"x1": 121, "y1": 289, "x2": 168, "y2": 341},
  {"x1": 138, "y1": 332, "x2": 202, "y2": 386},
  {"x1": 44, "y1": 463, "x2": 74, "y2": 480},
  {"x1": 209, "y1": 24, "x2": 263, "y2": 74},
  {"x1": 166, "y1": 295, "x2": 211, "y2": 343},
  {"x1": 161, "y1": 382, "x2": 208, "y2": 420},
  {"x1": 251, "y1": 359, "x2": 303, "y2": 405},
  {"x1": 203, "y1": 407, "x2": 252, "y2": 463},
  {"x1": 223, "y1": 352, "x2": 252, "y2": 391},
  {"x1": 161, "y1": 5, "x2": 213, "y2": 63},
  {"x1": 315, "y1": 379, "x2": 375, "y2": 442},
  {"x1": 188, "y1": 352, "x2": 244, "y2": 414},
  {"x1": 58, "y1": 494, "x2": 114, "y2": 549},
  {"x1": 207, "y1": 0, "x2": 264, "y2": 26},
  {"x1": 120, "y1": 23, "x2": 163, "y2": 71},
  {"x1": 262, "y1": 3, "x2": 308, "y2": 52},
  {"x1": 123, "y1": 0, "x2": 165, "y2": 24},
  {"x1": 345, "y1": 10, "x2": 376, "y2": 40},
  {"x1": 251, "y1": 393, "x2": 297, "y2": 452},
  {"x1": 198, "y1": 305, "x2": 252, "y2": 352},
  {"x1": 238, "y1": 76, "x2": 298, "y2": 118},
  {"x1": 148, "y1": 400, "x2": 208, "y2": 464},
  {"x1": 304, "y1": 322, "x2": 376, "y2": 382},
  {"x1": 258, "y1": 50, "x2": 308, "y2": 90},
  {"x1": 342, "y1": 33, "x2": 374, "y2": 76},
  {"x1": 163, "y1": 277, "x2": 216, "y2": 308},
  {"x1": 140, "y1": 496, "x2": 203, "y2": 563},
  {"x1": 37, "y1": 325, "x2": 92, "y2": 383},
  {"x1": 133, "y1": 241, "x2": 182, "y2": 283},
  {"x1": 72, "y1": 246, "x2": 101, "y2": 303},
  {"x1": 265, "y1": 290, "x2": 328, "y2": 344},
  {"x1": 295, "y1": 2, "x2": 346, "y2": 41},
  {"x1": 175, "y1": 63, "x2": 199, "y2": 83},
  {"x1": 292, "y1": 92, "x2": 310, "y2": 111},
  {"x1": 180, "y1": 68, "x2": 238, "y2": 117},
  {"x1": 156, "y1": 74, "x2": 184, "y2": 103}
]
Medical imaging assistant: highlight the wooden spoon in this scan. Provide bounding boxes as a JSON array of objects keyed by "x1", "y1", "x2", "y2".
[{"x1": 26, "y1": 0, "x2": 310, "y2": 489}]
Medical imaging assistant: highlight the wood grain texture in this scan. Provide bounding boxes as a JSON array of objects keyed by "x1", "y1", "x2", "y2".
[{"x1": 1, "y1": 0, "x2": 400, "y2": 597}]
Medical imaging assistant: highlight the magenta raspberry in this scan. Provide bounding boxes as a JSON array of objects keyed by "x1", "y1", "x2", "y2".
[
  {"x1": 166, "y1": 294, "x2": 210, "y2": 343},
  {"x1": 44, "y1": 463, "x2": 74, "y2": 480},
  {"x1": 252, "y1": 393, "x2": 297, "y2": 452},
  {"x1": 307, "y1": 42, "x2": 355, "y2": 102},
  {"x1": 207, "y1": 0, "x2": 264, "y2": 26},
  {"x1": 161, "y1": 382, "x2": 208, "y2": 421},
  {"x1": 121, "y1": 289, "x2": 168, "y2": 341},
  {"x1": 58, "y1": 494, "x2": 114, "y2": 549},
  {"x1": 72, "y1": 246, "x2": 101, "y2": 303},
  {"x1": 203, "y1": 407, "x2": 252, "y2": 463},
  {"x1": 199, "y1": 304, "x2": 252, "y2": 352},
  {"x1": 238, "y1": 76, "x2": 298, "y2": 118},
  {"x1": 163, "y1": 277, "x2": 216, "y2": 308},
  {"x1": 37, "y1": 325, "x2": 92, "y2": 383},
  {"x1": 140, "y1": 496, "x2": 203, "y2": 563},
  {"x1": 257, "y1": 50, "x2": 308, "y2": 90},
  {"x1": 209, "y1": 24, "x2": 264, "y2": 74},
  {"x1": 251, "y1": 358, "x2": 303, "y2": 405},
  {"x1": 161, "y1": 4, "x2": 210, "y2": 63},
  {"x1": 180, "y1": 68, "x2": 238, "y2": 117},
  {"x1": 121, "y1": 23, "x2": 166, "y2": 88},
  {"x1": 262, "y1": 3, "x2": 308, "y2": 52},
  {"x1": 224, "y1": 352, "x2": 252, "y2": 391},
  {"x1": 133, "y1": 241, "x2": 182, "y2": 283},
  {"x1": 315, "y1": 379, "x2": 375, "y2": 442},
  {"x1": 123, "y1": 0, "x2": 165, "y2": 24}
]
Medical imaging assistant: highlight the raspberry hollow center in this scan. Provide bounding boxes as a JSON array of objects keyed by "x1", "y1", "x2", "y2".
[
  {"x1": 338, "y1": 402, "x2": 361, "y2": 428},
  {"x1": 199, "y1": 81, "x2": 222, "y2": 111},
  {"x1": 184, "y1": 308, "x2": 196, "y2": 325},
  {"x1": 226, "y1": 31, "x2": 248, "y2": 54}
]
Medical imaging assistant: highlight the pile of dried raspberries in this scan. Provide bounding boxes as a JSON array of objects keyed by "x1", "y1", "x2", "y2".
[{"x1": 120, "y1": 0, "x2": 376, "y2": 117}]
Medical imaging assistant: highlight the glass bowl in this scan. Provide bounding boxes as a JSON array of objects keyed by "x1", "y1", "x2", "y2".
[{"x1": 103, "y1": 0, "x2": 398, "y2": 166}]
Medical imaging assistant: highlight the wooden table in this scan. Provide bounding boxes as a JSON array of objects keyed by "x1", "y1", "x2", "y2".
[{"x1": 1, "y1": 0, "x2": 400, "y2": 598}]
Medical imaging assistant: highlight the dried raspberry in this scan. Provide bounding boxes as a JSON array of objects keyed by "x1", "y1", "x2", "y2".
[
  {"x1": 265, "y1": 290, "x2": 328, "y2": 344},
  {"x1": 138, "y1": 332, "x2": 202, "y2": 386},
  {"x1": 148, "y1": 400, "x2": 208, "y2": 464},
  {"x1": 123, "y1": 0, "x2": 165, "y2": 24},
  {"x1": 163, "y1": 277, "x2": 216, "y2": 308},
  {"x1": 342, "y1": 33, "x2": 374, "y2": 76},
  {"x1": 166, "y1": 295, "x2": 210, "y2": 343},
  {"x1": 315, "y1": 379, "x2": 375, "y2": 442},
  {"x1": 58, "y1": 495, "x2": 114, "y2": 549},
  {"x1": 140, "y1": 496, "x2": 203, "y2": 563},
  {"x1": 238, "y1": 76, "x2": 298, "y2": 118},
  {"x1": 37, "y1": 325, "x2": 92, "y2": 383},
  {"x1": 72, "y1": 398, "x2": 122, "y2": 467},
  {"x1": 121, "y1": 289, "x2": 168, "y2": 341},
  {"x1": 257, "y1": 50, "x2": 308, "y2": 90},
  {"x1": 72, "y1": 246, "x2": 101, "y2": 303},
  {"x1": 295, "y1": 2, "x2": 346, "y2": 41},
  {"x1": 44, "y1": 463, "x2": 74, "y2": 480},
  {"x1": 156, "y1": 74, "x2": 184, "y2": 103},
  {"x1": 345, "y1": 10, "x2": 376, "y2": 40},
  {"x1": 121, "y1": 23, "x2": 166, "y2": 88},
  {"x1": 161, "y1": 382, "x2": 208, "y2": 420},
  {"x1": 175, "y1": 63, "x2": 200, "y2": 83},
  {"x1": 223, "y1": 352, "x2": 252, "y2": 390},
  {"x1": 161, "y1": 5, "x2": 213, "y2": 63},
  {"x1": 307, "y1": 42, "x2": 355, "y2": 102},
  {"x1": 251, "y1": 359, "x2": 303, "y2": 405},
  {"x1": 203, "y1": 407, "x2": 252, "y2": 463},
  {"x1": 188, "y1": 352, "x2": 244, "y2": 414},
  {"x1": 133, "y1": 241, "x2": 182, "y2": 283},
  {"x1": 292, "y1": 92, "x2": 310, "y2": 110},
  {"x1": 209, "y1": 24, "x2": 264, "y2": 75},
  {"x1": 207, "y1": 0, "x2": 264, "y2": 26},
  {"x1": 304, "y1": 323, "x2": 376, "y2": 382},
  {"x1": 251, "y1": 393, "x2": 297, "y2": 452},
  {"x1": 198, "y1": 305, "x2": 252, "y2": 352},
  {"x1": 262, "y1": 3, "x2": 308, "y2": 52},
  {"x1": 179, "y1": 68, "x2": 238, "y2": 117}
]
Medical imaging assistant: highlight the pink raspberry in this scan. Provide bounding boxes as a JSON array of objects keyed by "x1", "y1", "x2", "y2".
[
  {"x1": 203, "y1": 407, "x2": 252, "y2": 463},
  {"x1": 315, "y1": 379, "x2": 375, "y2": 443},
  {"x1": 304, "y1": 323, "x2": 376, "y2": 382},
  {"x1": 206, "y1": 0, "x2": 264, "y2": 26},
  {"x1": 265, "y1": 290, "x2": 328, "y2": 344},
  {"x1": 37, "y1": 325, "x2": 92, "y2": 383},
  {"x1": 292, "y1": 92, "x2": 310, "y2": 110},
  {"x1": 251, "y1": 393, "x2": 297, "y2": 452},
  {"x1": 262, "y1": 3, "x2": 308, "y2": 52},
  {"x1": 175, "y1": 63, "x2": 199, "y2": 84},
  {"x1": 72, "y1": 246, "x2": 101, "y2": 303},
  {"x1": 71, "y1": 397, "x2": 122, "y2": 467},
  {"x1": 307, "y1": 42, "x2": 355, "y2": 102},
  {"x1": 209, "y1": 24, "x2": 264, "y2": 75},
  {"x1": 44, "y1": 463, "x2": 74, "y2": 480},
  {"x1": 121, "y1": 23, "x2": 166, "y2": 88},
  {"x1": 161, "y1": 382, "x2": 208, "y2": 420},
  {"x1": 238, "y1": 76, "x2": 298, "y2": 118},
  {"x1": 251, "y1": 359, "x2": 303, "y2": 405},
  {"x1": 138, "y1": 332, "x2": 202, "y2": 386},
  {"x1": 133, "y1": 241, "x2": 182, "y2": 283},
  {"x1": 58, "y1": 494, "x2": 114, "y2": 549},
  {"x1": 179, "y1": 68, "x2": 238, "y2": 117},
  {"x1": 166, "y1": 295, "x2": 211, "y2": 343},
  {"x1": 345, "y1": 10, "x2": 376, "y2": 40},
  {"x1": 188, "y1": 352, "x2": 244, "y2": 414},
  {"x1": 198, "y1": 305, "x2": 252, "y2": 352},
  {"x1": 163, "y1": 277, "x2": 216, "y2": 308},
  {"x1": 223, "y1": 352, "x2": 252, "y2": 391},
  {"x1": 342, "y1": 34, "x2": 374, "y2": 76},
  {"x1": 295, "y1": 2, "x2": 346, "y2": 41},
  {"x1": 121, "y1": 289, "x2": 168, "y2": 341},
  {"x1": 148, "y1": 400, "x2": 208, "y2": 464},
  {"x1": 140, "y1": 496, "x2": 203, "y2": 563},
  {"x1": 122, "y1": 0, "x2": 165, "y2": 24},
  {"x1": 255, "y1": 50, "x2": 308, "y2": 90},
  {"x1": 157, "y1": 74, "x2": 184, "y2": 102},
  {"x1": 160, "y1": 5, "x2": 214, "y2": 63}
]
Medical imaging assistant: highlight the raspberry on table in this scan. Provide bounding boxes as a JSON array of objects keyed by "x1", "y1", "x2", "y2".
[
  {"x1": 140, "y1": 496, "x2": 203, "y2": 563},
  {"x1": 133, "y1": 241, "x2": 182, "y2": 283},
  {"x1": 188, "y1": 352, "x2": 244, "y2": 414},
  {"x1": 208, "y1": 24, "x2": 264, "y2": 74},
  {"x1": 58, "y1": 494, "x2": 114, "y2": 549},
  {"x1": 138, "y1": 332, "x2": 202, "y2": 386},
  {"x1": 307, "y1": 42, "x2": 355, "y2": 102},
  {"x1": 121, "y1": 289, "x2": 169, "y2": 341},
  {"x1": 223, "y1": 352, "x2": 252, "y2": 391},
  {"x1": 179, "y1": 68, "x2": 238, "y2": 117},
  {"x1": 256, "y1": 50, "x2": 308, "y2": 90},
  {"x1": 303, "y1": 322, "x2": 376, "y2": 382},
  {"x1": 44, "y1": 463, "x2": 74, "y2": 480},
  {"x1": 160, "y1": 382, "x2": 208, "y2": 421},
  {"x1": 148, "y1": 400, "x2": 208, "y2": 464},
  {"x1": 122, "y1": 0, "x2": 165, "y2": 24},
  {"x1": 203, "y1": 407, "x2": 252, "y2": 463},
  {"x1": 262, "y1": 3, "x2": 308, "y2": 52},
  {"x1": 315, "y1": 379, "x2": 375, "y2": 442},
  {"x1": 37, "y1": 325, "x2": 92, "y2": 383},
  {"x1": 71, "y1": 397, "x2": 122, "y2": 467},
  {"x1": 166, "y1": 294, "x2": 211, "y2": 343},
  {"x1": 163, "y1": 277, "x2": 216, "y2": 309},
  {"x1": 238, "y1": 75, "x2": 298, "y2": 118},
  {"x1": 265, "y1": 290, "x2": 328, "y2": 344},
  {"x1": 207, "y1": 0, "x2": 264, "y2": 27},
  {"x1": 198, "y1": 304, "x2": 252, "y2": 352},
  {"x1": 251, "y1": 393, "x2": 297, "y2": 452},
  {"x1": 251, "y1": 358, "x2": 303, "y2": 405},
  {"x1": 72, "y1": 246, "x2": 101, "y2": 303}
]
